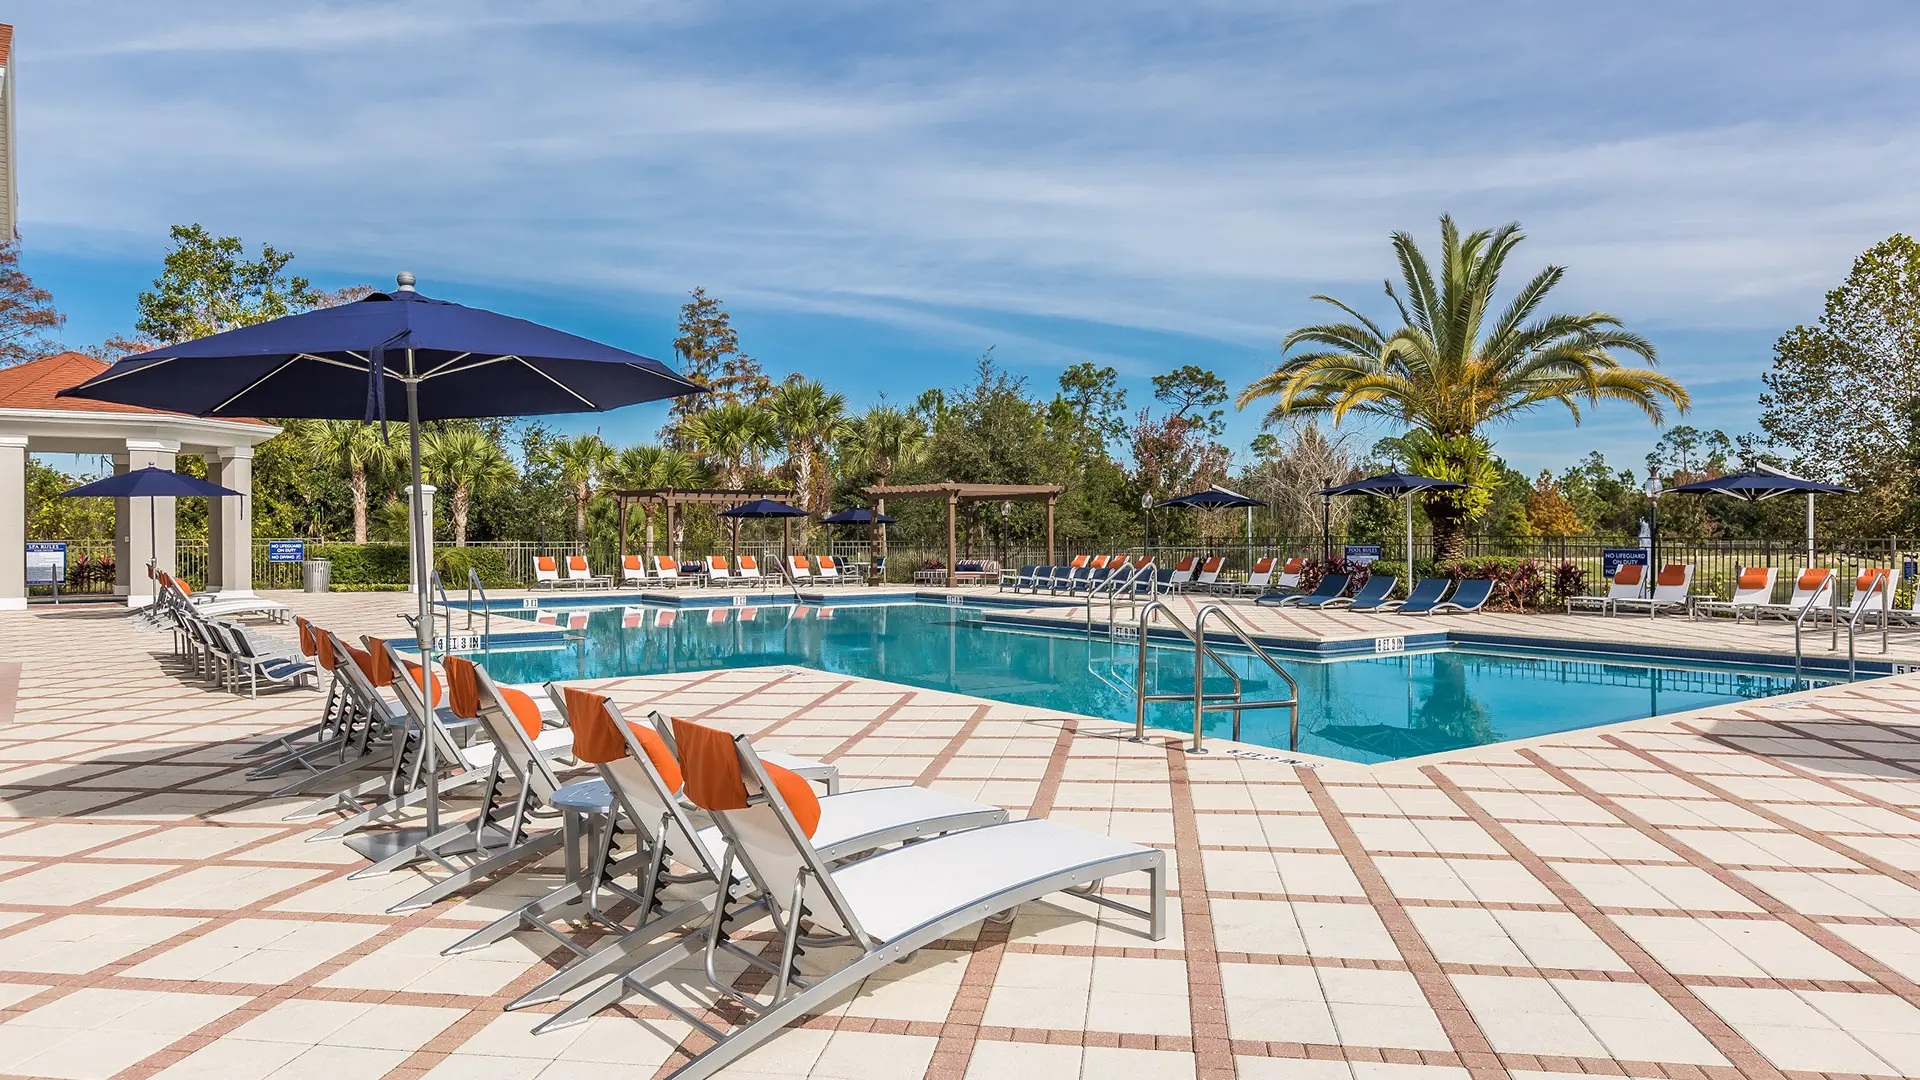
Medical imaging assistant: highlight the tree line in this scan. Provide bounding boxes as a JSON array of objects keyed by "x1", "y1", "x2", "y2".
[{"x1": 12, "y1": 218, "x2": 1920, "y2": 556}]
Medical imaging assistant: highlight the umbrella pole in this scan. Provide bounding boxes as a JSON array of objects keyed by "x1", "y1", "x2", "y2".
[
  {"x1": 1405, "y1": 496, "x2": 1413, "y2": 599},
  {"x1": 404, "y1": 372, "x2": 441, "y2": 836},
  {"x1": 149, "y1": 498, "x2": 157, "y2": 579},
  {"x1": 1807, "y1": 492, "x2": 1815, "y2": 567}
]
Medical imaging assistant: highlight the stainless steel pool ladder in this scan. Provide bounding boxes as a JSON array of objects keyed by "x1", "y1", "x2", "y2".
[
  {"x1": 1086, "y1": 560, "x2": 1155, "y2": 637},
  {"x1": 1793, "y1": 572, "x2": 1889, "y2": 681},
  {"x1": 1127, "y1": 600, "x2": 1300, "y2": 754},
  {"x1": 464, "y1": 568, "x2": 493, "y2": 641}
]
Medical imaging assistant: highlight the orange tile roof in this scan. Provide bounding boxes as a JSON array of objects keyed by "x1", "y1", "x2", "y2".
[{"x1": 0, "y1": 352, "x2": 267, "y2": 424}]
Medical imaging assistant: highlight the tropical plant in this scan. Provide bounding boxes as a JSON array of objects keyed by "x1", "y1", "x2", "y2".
[
  {"x1": 681, "y1": 402, "x2": 776, "y2": 489},
  {"x1": 424, "y1": 426, "x2": 516, "y2": 545},
  {"x1": 849, "y1": 402, "x2": 925, "y2": 487},
  {"x1": 1238, "y1": 215, "x2": 1688, "y2": 558},
  {"x1": 768, "y1": 378, "x2": 852, "y2": 544},
  {"x1": 611, "y1": 444, "x2": 703, "y2": 553},
  {"x1": 542, "y1": 433, "x2": 614, "y2": 543},
  {"x1": 304, "y1": 420, "x2": 394, "y2": 544}
]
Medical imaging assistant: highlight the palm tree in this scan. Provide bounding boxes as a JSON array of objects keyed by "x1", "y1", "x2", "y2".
[
  {"x1": 681, "y1": 403, "x2": 775, "y2": 488},
  {"x1": 304, "y1": 419, "x2": 393, "y2": 543},
  {"x1": 610, "y1": 444, "x2": 703, "y2": 554},
  {"x1": 1238, "y1": 215, "x2": 1688, "y2": 559},
  {"x1": 542, "y1": 433, "x2": 614, "y2": 543},
  {"x1": 424, "y1": 427, "x2": 515, "y2": 545},
  {"x1": 847, "y1": 403, "x2": 925, "y2": 560},
  {"x1": 768, "y1": 379, "x2": 852, "y2": 546}
]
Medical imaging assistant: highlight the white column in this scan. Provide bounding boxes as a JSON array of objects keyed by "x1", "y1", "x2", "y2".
[
  {"x1": 0, "y1": 435, "x2": 27, "y2": 611},
  {"x1": 119, "y1": 439, "x2": 178, "y2": 608},
  {"x1": 206, "y1": 448, "x2": 254, "y2": 597},
  {"x1": 407, "y1": 484, "x2": 436, "y2": 593}
]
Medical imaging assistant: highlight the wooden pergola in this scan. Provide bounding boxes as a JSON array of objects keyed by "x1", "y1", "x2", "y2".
[
  {"x1": 609, "y1": 488, "x2": 797, "y2": 564},
  {"x1": 864, "y1": 482, "x2": 1061, "y2": 587}
]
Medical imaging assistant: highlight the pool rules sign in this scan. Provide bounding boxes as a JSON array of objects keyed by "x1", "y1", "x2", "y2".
[{"x1": 25, "y1": 542, "x2": 65, "y2": 587}]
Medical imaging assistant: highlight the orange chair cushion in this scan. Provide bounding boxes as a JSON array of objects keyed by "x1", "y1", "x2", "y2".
[
  {"x1": 1799, "y1": 569, "x2": 1830, "y2": 590},
  {"x1": 1657, "y1": 565, "x2": 1687, "y2": 587},
  {"x1": 1283, "y1": 558, "x2": 1305, "y2": 573},
  {"x1": 740, "y1": 556, "x2": 756, "y2": 570},
  {"x1": 765, "y1": 762, "x2": 820, "y2": 837},
  {"x1": 1859, "y1": 567, "x2": 1891, "y2": 590},
  {"x1": 793, "y1": 556, "x2": 810, "y2": 569},
  {"x1": 671, "y1": 718, "x2": 749, "y2": 812},
  {"x1": 1614, "y1": 565, "x2": 1643, "y2": 585},
  {"x1": 1254, "y1": 557, "x2": 1274, "y2": 573},
  {"x1": 536, "y1": 557, "x2": 556, "y2": 572},
  {"x1": 569, "y1": 556, "x2": 588, "y2": 571},
  {"x1": 819, "y1": 556, "x2": 836, "y2": 569},
  {"x1": 314, "y1": 632, "x2": 338, "y2": 671},
  {"x1": 624, "y1": 555, "x2": 642, "y2": 571},
  {"x1": 442, "y1": 655, "x2": 481, "y2": 719},
  {"x1": 295, "y1": 617, "x2": 317, "y2": 657},
  {"x1": 565, "y1": 689, "x2": 687, "y2": 789},
  {"x1": 363, "y1": 637, "x2": 394, "y2": 687},
  {"x1": 711, "y1": 557, "x2": 729, "y2": 570},
  {"x1": 1737, "y1": 568, "x2": 1770, "y2": 590},
  {"x1": 1175, "y1": 557, "x2": 1194, "y2": 571},
  {"x1": 1071, "y1": 555, "x2": 1089, "y2": 568},
  {"x1": 398, "y1": 660, "x2": 444, "y2": 708},
  {"x1": 500, "y1": 686, "x2": 542, "y2": 740},
  {"x1": 656, "y1": 556, "x2": 676, "y2": 571},
  {"x1": 1203, "y1": 558, "x2": 1223, "y2": 572}
]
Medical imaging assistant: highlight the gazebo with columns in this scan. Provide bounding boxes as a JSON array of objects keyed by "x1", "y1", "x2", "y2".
[{"x1": 0, "y1": 353, "x2": 280, "y2": 610}]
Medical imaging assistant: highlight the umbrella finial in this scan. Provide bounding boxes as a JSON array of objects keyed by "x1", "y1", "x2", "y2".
[{"x1": 395, "y1": 272, "x2": 417, "y2": 292}]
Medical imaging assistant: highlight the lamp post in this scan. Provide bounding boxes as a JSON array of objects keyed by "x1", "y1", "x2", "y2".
[
  {"x1": 1321, "y1": 475, "x2": 1333, "y2": 563},
  {"x1": 1646, "y1": 465, "x2": 1661, "y2": 569},
  {"x1": 1142, "y1": 491, "x2": 1154, "y2": 553}
]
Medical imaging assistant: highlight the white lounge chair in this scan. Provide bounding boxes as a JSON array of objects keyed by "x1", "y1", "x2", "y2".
[
  {"x1": 1612, "y1": 563, "x2": 1694, "y2": 617},
  {"x1": 1186, "y1": 556, "x2": 1224, "y2": 593},
  {"x1": 788, "y1": 555, "x2": 814, "y2": 584},
  {"x1": 652, "y1": 555, "x2": 687, "y2": 587},
  {"x1": 478, "y1": 692, "x2": 1006, "y2": 1018},
  {"x1": 525, "y1": 717, "x2": 1164, "y2": 1075},
  {"x1": 621, "y1": 555, "x2": 650, "y2": 587},
  {"x1": 1567, "y1": 564, "x2": 1645, "y2": 615},
  {"x1": 534, "y1": 556, "x2": 564, "y2": 589},
  {"x1": 705, "y1": 556, "x2": 734, "y2": 586},
  {"x1": 735, "y1": 554, "x2": 765, "y2": 587},
  {"x1": 1274, "y1": 557, "x2": 1306, "y2": 592},
  {"x1": 1843, "y1": 567, "x2": 1898, "y2": 623},
  {"x1": 564, "y1": 555, "x2": 610, "y2": 588},
  {"x1": 1222, "y1": 557, "x2": 1275, "y2": 596},
  {"x1": 1693, "y1": 567, "x2": 1778, "y2": 622},
  {"x1": 210, "y1": 622, "x2": 315, "y2": 697},
  {"x1": 815, "y1": 555, "x2": 846, "y2": 584},
  {"x1": 1754, "y1": 568, "x2": 1836, "y2": 622}
]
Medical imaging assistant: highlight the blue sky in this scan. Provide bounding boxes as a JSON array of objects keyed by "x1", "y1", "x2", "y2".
[{"x1": 15, "y1": 1, "x2": 1920, "y2": 476}]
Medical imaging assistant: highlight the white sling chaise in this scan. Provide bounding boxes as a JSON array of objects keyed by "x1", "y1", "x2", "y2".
[
  {"x1": 1754, "y1": 568, "x2": 1836, "y2": 622},
  {"x1": 1612, "y1": 563, "x2": 1694, "y2": 617},
  {"x1": 471, "y1": 691, "x2": 1006, "y2": 1020},
  {"x1": 1694, "y1": 567, "x2": 1778, "y2": 622},
  {"x1": 535, "y1": 717, "x2": 1163, "y2": 1079},
  {"x1": 1567, "y1": 563, "x2": 1645, "y2": 615}
]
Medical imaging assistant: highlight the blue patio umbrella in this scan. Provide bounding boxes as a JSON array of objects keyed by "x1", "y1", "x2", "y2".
[
  {"x1": 719, "y1": 498, "x2": 811, "y2": 566},
  {"x1": 1659, "y1": 465, "x2": 1853, "y2": 564},
  {"x1": 58, "y1": 273, "x2": 703, "y2": 852},
  {"x1": 61, "y1": 466, "x2": 243, "y2": 576},
  {"x1": 1319, "y1": 472, "x2": 1467, "y2": 593},
  {"x1": 1157, "y1": 485, "x2": 1268, "y2": 566},
  {"x1": 819, "y1": 507, "x2": 897, "y2": 526}
]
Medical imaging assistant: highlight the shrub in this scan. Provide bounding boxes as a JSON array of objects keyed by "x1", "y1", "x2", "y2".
[
  {"x1": 308, "y1": 543, "x2": 410, "y2": 586},
  {"x1": 435, "y1": 547, "x2": 514, "y2": 590},
  {"x1": 65, "y1": 554, "x2": 116, "y2": 590}
]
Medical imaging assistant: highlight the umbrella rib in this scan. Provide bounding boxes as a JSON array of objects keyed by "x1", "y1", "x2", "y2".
[
  {"x1": 515, "y1": 357, "x2": 597, "y2": 408},
  {"x1": 417, "y1": 353, "x2": 479, "y2": 380},
  {"x1": 65, "y1": 356, "x2": 172, "y2": 389},
  {"x1": 211, "y1": 356, "x2": 306, "y2": 414}
]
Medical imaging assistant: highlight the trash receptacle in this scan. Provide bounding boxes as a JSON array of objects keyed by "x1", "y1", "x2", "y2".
[{"x1": 302, "y1": 559, "x2": 332, "y2": 593}]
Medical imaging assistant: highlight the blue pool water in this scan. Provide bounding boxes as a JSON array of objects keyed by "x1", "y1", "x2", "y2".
[{"x1": 462, "y1": 601, "x2": 1830, "y2": 763}]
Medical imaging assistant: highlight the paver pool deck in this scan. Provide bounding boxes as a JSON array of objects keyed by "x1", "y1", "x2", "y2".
[{"x1": 2, "y1": 592, "x2": 1920, "y2": 1080}]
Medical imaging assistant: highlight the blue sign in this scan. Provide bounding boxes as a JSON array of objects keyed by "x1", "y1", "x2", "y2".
[
  {"x1": 1343, "y1": 544, "x2": 1383, "y2": 566},
  {"x1": 25, "y1": 542, "x2": 66, "y2": 586},
  {"x1": 267, "y1": 540, "x2": 306, "y2": 563},
  {"x1": 1602, "y1": 547, "x2": 1650, "y2": 578}
]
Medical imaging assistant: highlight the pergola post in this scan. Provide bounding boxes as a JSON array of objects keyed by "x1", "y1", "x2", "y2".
[
  {"x1": 1046, "y1": 495, "x2": 1056, "y2": 565},
  {"x1": 665, "y1": 497, "x2": 676, "y2": 565},
  {"x1": 617, "y1": 498, "x2": 628, "y2": 559},
  {"x1": 946, "y1": 491, "x2": 958, "y2": 589}
]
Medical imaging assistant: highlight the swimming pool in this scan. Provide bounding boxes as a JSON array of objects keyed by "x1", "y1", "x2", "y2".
[{"x1": 462, "y1": 600, "x2": 1832, "y2": 763}]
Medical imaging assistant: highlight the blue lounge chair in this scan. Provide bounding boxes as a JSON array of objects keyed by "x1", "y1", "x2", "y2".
[
  {"x1": 1403, "y1": 577, "x2": 1493, "y2": 616},
  {"x1": 1001, "y1": 565, "x2": 1038, "y2": 592},
  {"x1": 1261, "y1": 573, "x2": 1351, "y2": 607},
  {"x1": 1385, "y1": 577, "x2": 1452, "y2": 615},
  {"x1": 1338, "y1": 575, "x2": 1400, "y2": 612}
]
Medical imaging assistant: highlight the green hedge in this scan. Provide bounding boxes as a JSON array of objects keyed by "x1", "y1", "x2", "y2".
[
  {"x1": 309, "y1": 543, "x2": 410, "y2": 586},
  {"x1": 305, "y1": 544, "x2": 517, "y2": 590},
  {"x1": 435, "y1": 547, "x2": 515, "y2": 590}
]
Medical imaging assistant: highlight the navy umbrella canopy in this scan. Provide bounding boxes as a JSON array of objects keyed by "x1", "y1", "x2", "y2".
[
  {"x1": 720, "y1": 499, "x2": 811, "y2": 567},
  {"x1": 1319, "y1": 472, "x2": 1468, "y2": 595},
  {"x1": 820, "y1": 507, "x2": 897, "y2": 526},
  {"x1": 1156, "y1": 486, "x2": 1267, "y2": 510},
  {"x1": 62, "y1": 467, "x2": 243, "y2": 576},
  {"x1": 56, "y1": 280, "x2": 700, "y2": 420},
  {"x1": 1658, "y1": 466, "x2": 1853, "y2": 564}
]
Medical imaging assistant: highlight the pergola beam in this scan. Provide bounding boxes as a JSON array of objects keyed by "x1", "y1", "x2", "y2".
[
  {"x1": 864, "y1": 482, "x2": 1062, "y2": 586},
  {"x1": 608, "y1": 488, "x2": 797, "y2": 564}
]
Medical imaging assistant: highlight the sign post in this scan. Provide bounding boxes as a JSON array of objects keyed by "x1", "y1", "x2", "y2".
[{"x1": 25, "y1": 542, "x2": 67, "y2": 603}]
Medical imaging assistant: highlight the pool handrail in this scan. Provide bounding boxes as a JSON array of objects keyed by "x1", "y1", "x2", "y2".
[{"x1": 1127, "y1": 600, "x2": 1299, "y2": 754}]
